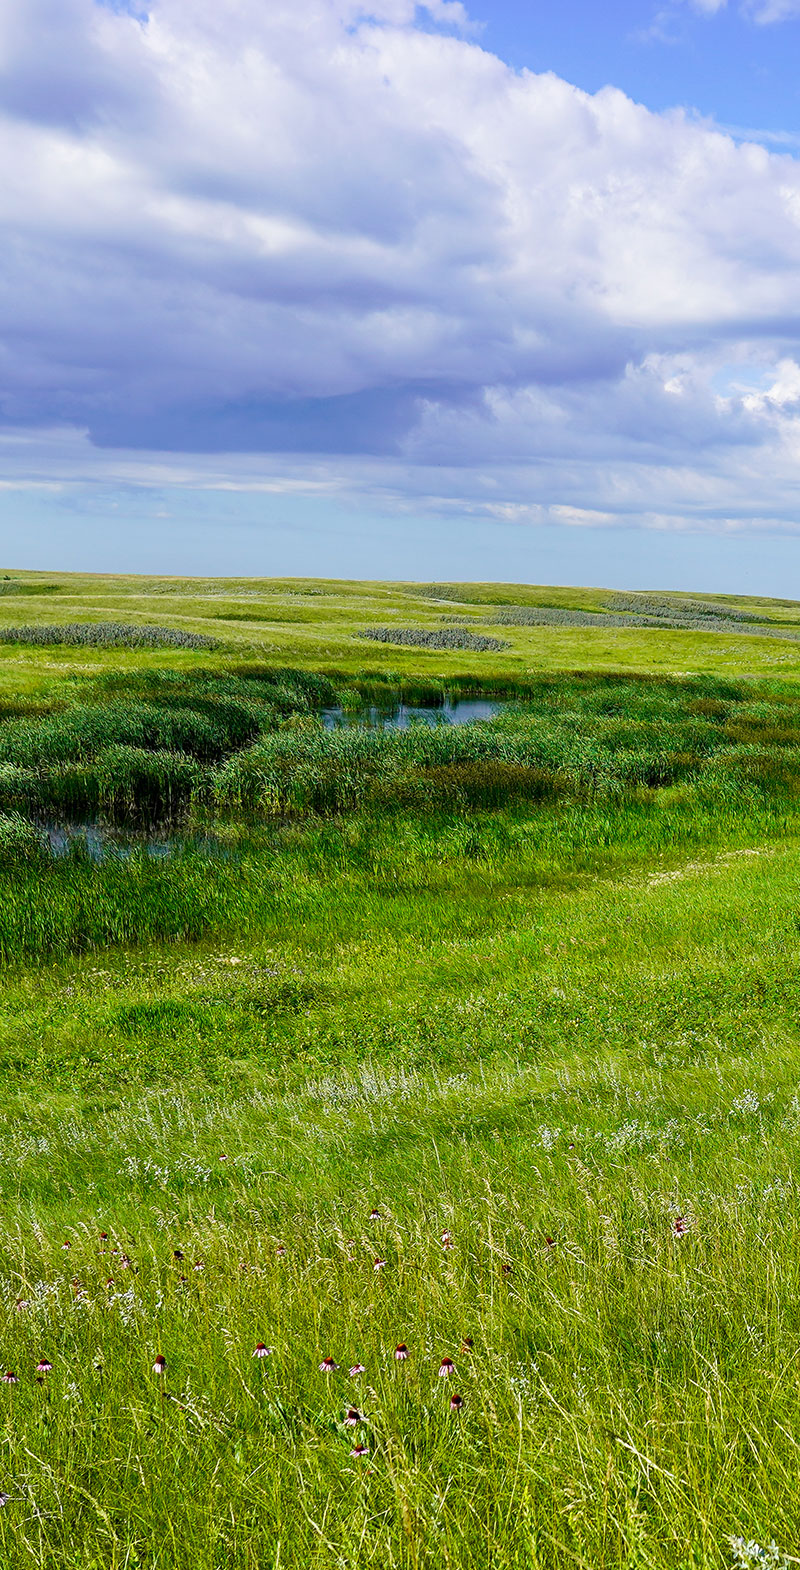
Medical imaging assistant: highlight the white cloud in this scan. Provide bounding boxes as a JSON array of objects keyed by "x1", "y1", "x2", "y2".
[
  {"x1": 2, "y1": 0, "x2": 800, "y2": 535},
  {"x1": 684, "y1": 0, "x2": 800, "y2": 18}
]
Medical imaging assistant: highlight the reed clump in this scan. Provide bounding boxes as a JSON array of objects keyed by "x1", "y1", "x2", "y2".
[
  {"x1": 355, "y1": 626, "x2": 510, "y2": 651},
  {"x1": 0, "y1": 622, "x2": 221, "y2": 649}
]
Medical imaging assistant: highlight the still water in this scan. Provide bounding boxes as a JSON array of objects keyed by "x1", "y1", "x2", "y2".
[
  {"x1": 44, "y1": 699, "x2": 504, "y2": 857},
  {"x1": 321, "y1": 698, "x2": 501, "y2": 729}
]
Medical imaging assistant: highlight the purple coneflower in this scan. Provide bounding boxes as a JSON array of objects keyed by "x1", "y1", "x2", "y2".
[
  {"x1": 99, "y1": 1231, "x2": 109, "y2": 1242},
  {"x1": 153, "y1": 1355, "x2": 167, "y2": 1376},
  {"x1": 449, "y1": 1392, "x2": 464, "y2": 1411},
  {"x1": 349, "y1": 1364, "x2": 366, "y2": 1377},
  {"x1": 672, "y1": 1215, "x2": 691, "y2": 1237},
  {"x1": 1, "y1": 1373, "x2": 18, "y2": 1385},
  {"x1": 14, "y1": 1299, "x2": 29, "y2": 1312},
  {"x1": 350, "y1": 1444, "x2": 369, "y2": 1458},
  {"x1": 394, "y1": 1343, "x2": 409, "y2": 1361},
  {"x1": 276, "y1": 1244, "x2": 287, "y2": 1258},
  {"x1": 373, "y1": 1257, "x2": 386, "y2": 1272},
  {"x1": 369, "y1": 1209, "x2": 381, "y2": 1222},
  {"x1": 460, "y1": 1337, "x2": 474, "y2": 1353},
  {"x1": 438, "y1": 1357, "x2": 454, "y2": 1378},
  {"x1": 344, "y1": 1407, "x2": 363, "y2": 1425},
  {"x1": 192, "y1": 1260, "x2": 204, "y2": 1272},
  {"x1": 544, "y1": 1236, "x2": 555, "y2": 1249},
  {"x1": 319, "y1": 1356, "x2": 339, "y2": 1373},
  {"x1": 441, "y1": 1230, "x2": 453, "y2": 1249},
  {"x1": 61, "y1": 1241, "x2": 71, "y2": 1251},
  {"x1": 35, "y1": 1360, "x2": 53, "y2": 1375},
  {"x1": 253, "y1": 1343, "x2": 272, "y2": 1359},
  {"x1": 173, "y1": 1249, "x2": 184, "y2": 1261}
]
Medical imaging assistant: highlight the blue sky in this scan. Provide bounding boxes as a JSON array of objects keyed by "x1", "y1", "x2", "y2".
[
  {"x1": 3, "y1": 0, "x2": 800, "y2": 592},
  {"x1": 478, "y1": 0, "x2": 800, "y2": 137}
]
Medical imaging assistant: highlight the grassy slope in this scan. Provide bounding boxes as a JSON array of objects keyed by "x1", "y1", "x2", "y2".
[
  {"x1": 2, "y1": 570, "x2": 800, "y2": 694},
  {"x1": 3, "y1": 575, "x2": 800, "y2": 1566}
]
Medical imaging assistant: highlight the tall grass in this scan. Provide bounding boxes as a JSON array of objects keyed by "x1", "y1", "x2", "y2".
[{"x1": 3, "y1": 663, "x2": 800, "y2": 1562}]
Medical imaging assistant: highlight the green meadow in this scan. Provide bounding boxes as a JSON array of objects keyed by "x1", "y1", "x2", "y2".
[{"x1": 4, "y1": 572, "x2": 800, "y2": 1567}]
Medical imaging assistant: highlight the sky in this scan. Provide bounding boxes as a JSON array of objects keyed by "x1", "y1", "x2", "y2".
[{"x1": 4, "y1": 1, "x2": 800, "y2": 589}]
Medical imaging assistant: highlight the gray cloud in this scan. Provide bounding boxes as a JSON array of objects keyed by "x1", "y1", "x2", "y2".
[{"x1": 3, "y1": 0, "x2": 800, "y2": 532}]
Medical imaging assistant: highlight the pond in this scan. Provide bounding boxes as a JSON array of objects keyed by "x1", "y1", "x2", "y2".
[
  {"x1": 43, "y1": 823, "x2": 231, "y2": 862},
  {"x1": 321, "y1": 698, "x2": 502, "y2": 729},
  {"x1": 41, "y1": 698, "x2": 506, "y2": 858}
]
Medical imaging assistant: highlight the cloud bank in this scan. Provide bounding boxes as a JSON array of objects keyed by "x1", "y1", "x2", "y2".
[{"x1": 3, "y1": 0, "x2": 800, "y2": 536}]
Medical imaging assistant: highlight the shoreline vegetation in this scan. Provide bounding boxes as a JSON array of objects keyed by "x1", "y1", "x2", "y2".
[{"x1": 2, "y1": 573, "x2": 800, "y2": 1566}]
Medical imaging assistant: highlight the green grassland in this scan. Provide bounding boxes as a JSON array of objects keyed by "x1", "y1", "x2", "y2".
[
  {"x1": 4, "y1": 572, "x2": 800, "y2": 1567},
  {"x1": 2, "y1": 569, "x2": 800, "y2": 695}
]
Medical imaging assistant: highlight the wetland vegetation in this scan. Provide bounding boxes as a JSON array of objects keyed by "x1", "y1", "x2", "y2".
[{"x1": 3, "y1": 571, "x2": 800, "y2": 1567}]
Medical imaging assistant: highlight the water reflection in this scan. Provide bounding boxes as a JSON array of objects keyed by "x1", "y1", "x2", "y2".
[
  {"x1": 44, "y1": 823, "x2": 229, "y2": 862},
  {"x1": 321, "y1": 698, "x2": 501, "y2": 729}
]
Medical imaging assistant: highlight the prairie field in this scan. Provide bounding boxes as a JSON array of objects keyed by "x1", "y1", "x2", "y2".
[{"x1": 3, "y1": 572, "x2": 800, "y2": 1568}]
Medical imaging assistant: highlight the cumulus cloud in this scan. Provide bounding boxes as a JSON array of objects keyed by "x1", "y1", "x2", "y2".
[{"x1": 3, "y1": 0, "x2": 800, "y2": 534}]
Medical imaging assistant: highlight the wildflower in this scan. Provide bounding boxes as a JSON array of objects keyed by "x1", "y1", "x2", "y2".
[
  {"x1": 61, "y1": 1241, "x2": 71, "y2": 1251},
  {"x1": 349, "y1": 1364, "x2": 366, "y2": 1377},
  {"x1": 99, "y1": 1232, "x2": 109, "y2": 1243},
  {"x1": 319, "y1": 1357, "x2": 339, "y2": 1373},
  {"x1": 369, "y1": 1209, "x2": 381, "y2": 1222},
  {"x1": 218, "y1": 1154, "x2": 228, "y2": 1162},
  {"x1": 344, "y1": 1407, "x2": 363, "y2": 1425},
  {"x1": 501, "y1": 1262, "x2": 513, "y2": 1276},
  {"x1": 120, "y1": 1254, "x2": 132, "y2": 1269},
  {"x1": 394, "y1": 1344, "x2": 409, "y2": 1361},
  {"x1": 441, "y1": 1230, "x2": 454, "y2": 1249},
  {"x1": 192, "y1": 1260, "x2": 204, "y2": 1272},
  {"x1": 373, "y1": 1258, "x2": 387, "y2": 1272},
  {"x1": 350, "y1": 1444, "x2": 369, "y2": 1458},
  {"x1": 35, "y1": 1360, "x2": 53, "y2": 1375},
  {"x1": 153, "y1": 1355, "x2": 167, "y2": 1376},
  {"x1": 14, "y1": 1299, "x2": 29, "y2": 1312},
  {"x1": 0, "y1": 1494, "x2": 10, "y2": 1506},
  {"x1": 449, "y1": 1392, "x2": 464, "y2": 1411},
  {"x1": 276, "y1": 1244, "x2": 287, "y2": 1258},
  {"x1": 460, "y1": 1337, "x2": 474, "y2": 1353},
  {"x1": 544, "y1": 1236, "x2": 555, "y2": 1249},
  {"x1": 253, "y1": 1344, "x2": 272, "y2": 1359},
  {"x1": 672, "y1": 1215, "x2": 691, "y2": 1237},
  {"x1": 1, "y1": 1373, "x2": 18, "y2": 1385},
  {"x1": 173, "y1": 1249, "x2": 184, "y2": 1261},
  {"x1": 438, "y1": 1357, "x2": 454, "y2": 1378}
]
